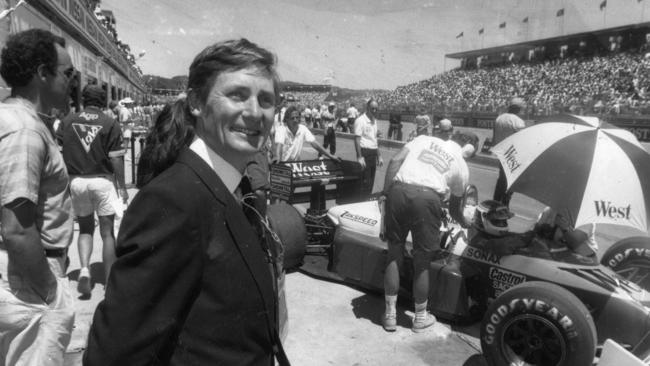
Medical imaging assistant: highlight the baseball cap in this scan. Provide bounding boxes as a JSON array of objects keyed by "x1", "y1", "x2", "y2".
[
  {"x1": 329, "y1": 102, "x2": 336, "y2": 107},
  {"x1": 509, "y1": 97, "x2": 526, "y2": 109},
  {"x1": 439, "y1": 118, "x2": 453, "y2": 132}
]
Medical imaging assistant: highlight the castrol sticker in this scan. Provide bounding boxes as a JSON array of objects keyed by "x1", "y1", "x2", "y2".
[
  {"x1": 483, "y1": 298, "x2": 577, "y2": 345},
  {"x1": 489, "y1": 267, "x2": 525, "y2": 296}
]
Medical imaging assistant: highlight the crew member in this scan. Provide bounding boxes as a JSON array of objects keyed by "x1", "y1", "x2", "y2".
[
  {"x1": 275, "y1": 106, "x2": 339, "y2": 162},
  {"x1": 59, "y1": 84, "x2": 128, "y2": 296},
  {"x1": 354, "y1": 99, "x2": 383, "y2": 198},
  {"x1": 321, "y1": 102, "x2": 337, "y2": 155},
  {"x1": 381, "y1": 133, "x2": 468, "y2": 333}
]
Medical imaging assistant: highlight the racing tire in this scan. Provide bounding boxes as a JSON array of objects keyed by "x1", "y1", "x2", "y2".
[
  {"x1": 480, "y1": 281, "x2": 596, "y2": 366},
  {"x1": 267, "y1": 201, "x2": 307, "y2": 270},
  {"x1": 601, "y1": 236, "x2": 650, "y2": 291}
]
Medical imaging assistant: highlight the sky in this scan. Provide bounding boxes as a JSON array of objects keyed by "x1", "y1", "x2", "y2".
[{"x1": 101, "y1": 0, "x2": 650, "y2": 90}]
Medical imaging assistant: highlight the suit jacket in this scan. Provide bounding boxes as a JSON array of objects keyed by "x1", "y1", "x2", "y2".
[{"x1": 84, "y1": 149, "x2": 283, "y2": 366}]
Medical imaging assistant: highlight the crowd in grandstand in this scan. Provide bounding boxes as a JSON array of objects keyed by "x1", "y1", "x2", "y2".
[{"x1": 375, "y1": 48, "x2": 650, "y2": 117}]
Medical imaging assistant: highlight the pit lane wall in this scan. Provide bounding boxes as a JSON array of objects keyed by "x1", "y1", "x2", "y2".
[
  {"x1": 375, "y1": 111, "x2": 650, "y2": 143},
  {"x1": 0, "y1": 0, "x2": 145, "y2": 103}
]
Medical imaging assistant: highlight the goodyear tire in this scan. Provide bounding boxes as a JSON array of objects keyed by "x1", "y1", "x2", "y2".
[
  {"x1": 480, "y1": 281, "x2": 596, "y2": 366},
  {"x1": 601, "y1": 236, "x2": 650, "y2": 291},
  {"x1": 267, "y1": 201, "x2": 307, "y2": 270}
]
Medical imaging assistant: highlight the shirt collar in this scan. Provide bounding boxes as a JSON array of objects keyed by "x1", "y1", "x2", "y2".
[
  {"x1": 189, "y1": 136, "x2": 242, "y2": 194},
  {"x1": 4, "y1": 96, "x2": 56, "y2": 131}
]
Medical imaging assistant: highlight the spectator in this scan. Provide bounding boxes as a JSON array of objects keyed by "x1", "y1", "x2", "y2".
[
  {"x1": 0, "y1": 28, "x2": 76, "y2": 365},
  {"x1": 58, "y1": 84, "x2": 128, "y2": 296},
  {"x1": 380, "y1": 134, "x2": 469, "y2": 333},
  {"x1": 114, "y1": 102, "x2": 131, "y2": 124},
  {"x1": 493, "y1": 97, "x2": 527, "y2": 206},
  {"x1": 85, "y1": 38, "x2": 290, "y2": 365},
  {"x1": 274, "y1": 106, "x2": 339, "y2": 162},
  {"x1": 321, "y1": 102, "x2": 337, "y2": 155},
  {"x1": 354, "y1": 99, "x2": 383, "y2": 197}
]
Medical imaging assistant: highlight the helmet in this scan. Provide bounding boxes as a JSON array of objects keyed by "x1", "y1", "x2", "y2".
[{"x1": 473, "y1": 200, "x2": 514, "y2": 236}]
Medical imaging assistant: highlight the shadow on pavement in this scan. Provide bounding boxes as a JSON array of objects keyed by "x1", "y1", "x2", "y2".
[{"x1": 350, "y1": 293, "x2": 413, "y2": 330}]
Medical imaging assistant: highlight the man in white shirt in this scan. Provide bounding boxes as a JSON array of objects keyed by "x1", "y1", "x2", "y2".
[
  {"x1": 354, "y1": 99, "x2": 383, "y2": 197},
  {"x1": 321, "y1": 102, "x2": 337, "y2": 155},
  {"x1": 380, "y1": 134, "x2": 469, "y2": 333},
  {"x1": 346, "y1": 102, "x2": 359, "y2": 132},
  {"x1": 274, "y1": 106, "x2": 339, "y2": 162}
]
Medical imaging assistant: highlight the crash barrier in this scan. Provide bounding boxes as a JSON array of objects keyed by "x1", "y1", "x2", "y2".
[
  {"x1": 377, "y1": 110, "x2": 650, "y2": 142},
  {"x1": 269, "y1": 159, "x2": 363, "y2": 211}
]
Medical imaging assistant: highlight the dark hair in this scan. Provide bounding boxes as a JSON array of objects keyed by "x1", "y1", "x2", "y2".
[
  {"x1": 283, "y1": 105, "x2": 299, "y2": 123},
  {"x1": 0, "y1": 29, "x2": 66, "y2": 88},
  {"x1": 137, "y1": 38, "x2": 279, "y2": 187},
  {"x1": 82, "y1": 84, "x2": 106, "y2": 108}
]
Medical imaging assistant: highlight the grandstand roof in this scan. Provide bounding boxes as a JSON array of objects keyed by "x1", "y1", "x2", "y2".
[{"x1": 446, "y1": 21, "x2": 650, "y2": 59}]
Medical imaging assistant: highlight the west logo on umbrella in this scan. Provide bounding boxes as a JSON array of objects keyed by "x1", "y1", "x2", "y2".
[
  {"x1": 594, "y1": 200, "x2": 631, "y2": 220},
  {"x1": 502, "y1": 145, "x2": 522, "y2": 173}
]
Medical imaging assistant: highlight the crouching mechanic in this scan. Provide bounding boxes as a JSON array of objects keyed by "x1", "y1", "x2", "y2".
[
  {"x1": 58, "y1": 85, "x2": 128, "y2": 297},
  {"x1": 381, "y1": 134, "x2": 469, "y2": 332}
]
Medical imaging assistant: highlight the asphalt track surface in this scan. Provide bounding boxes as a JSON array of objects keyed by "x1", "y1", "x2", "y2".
[{"x1": 63, "y1": 124, "x2": 645, "y2": 365}]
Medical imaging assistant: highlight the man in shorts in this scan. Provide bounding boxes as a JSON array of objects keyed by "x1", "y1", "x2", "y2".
[
  {"x1": 59, "y1": 84, "x2": 128, "y2": 297},
  {"x1": 381, "y1": 134, "x2": 469, "y2": 333}
]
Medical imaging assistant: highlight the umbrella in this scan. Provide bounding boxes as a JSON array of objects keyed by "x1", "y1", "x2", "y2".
[
  {"x1": 119, "y1": 97, "x2": 134, "y2": 104},
  {"x1": 491, "y1": 114, "x2": 650, "y2": 233}
]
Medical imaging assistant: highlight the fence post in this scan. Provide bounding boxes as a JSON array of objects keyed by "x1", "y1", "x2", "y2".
[{"x1": 130, "y1": 135, "x2": 136, "y2": 185}]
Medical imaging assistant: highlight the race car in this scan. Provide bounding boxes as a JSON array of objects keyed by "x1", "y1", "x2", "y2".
[{"x1": 266, "y1": 159, "x2": 650, "y2": 366}]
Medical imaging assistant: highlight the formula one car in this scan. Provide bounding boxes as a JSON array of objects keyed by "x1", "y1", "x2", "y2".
[{"x1": 266, "y1": 159, "x2": 650, "y2": 366}]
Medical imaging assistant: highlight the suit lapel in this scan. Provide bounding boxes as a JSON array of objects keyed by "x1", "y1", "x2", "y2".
[{"x1": 176, "y1": 149, "x2": 275, "y2": 313}]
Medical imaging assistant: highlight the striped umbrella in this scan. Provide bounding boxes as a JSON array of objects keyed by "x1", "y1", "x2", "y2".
[{"x1": 491, "y1": 114, "x2": 650, "y2": 233}]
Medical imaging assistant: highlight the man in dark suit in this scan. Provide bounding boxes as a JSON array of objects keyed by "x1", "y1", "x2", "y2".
[{"x1": 84, "y1": 39, "x2": 289, "y2": 366}]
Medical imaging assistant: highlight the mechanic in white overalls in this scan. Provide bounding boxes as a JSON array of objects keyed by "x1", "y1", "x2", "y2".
[{"x1": 380, "y1": 135, "x2": 469, "y2": 332}]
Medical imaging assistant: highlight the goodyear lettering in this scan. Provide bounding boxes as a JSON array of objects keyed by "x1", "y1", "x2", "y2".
[
  {"x1": 608, "y1": 247, "x2": 650, "y2": 268},
  {"x1": 79, "y1": 112, "x2": 99, "y2": 121},
  {"x1": 489, "y1": 267, "x2": 525, "y2": 296},
  {"x1": 503, "y1": 145, "x2": 521, "y2": 173},
  {"x1": 340, "y1": 211, "x2": 378, "y2": 226},
  {"x1": 287, "y1": 161, "x2": 329, "y2": 178},
  {"x1": 594, "y1": 200, "x2": 631, "y2": 220},
  {"x1": 465, "y1": 247, "x2": 501, "y2": 265},
  {"x1": 483, "y1": 297, "x2": 577, "y2": 345}
]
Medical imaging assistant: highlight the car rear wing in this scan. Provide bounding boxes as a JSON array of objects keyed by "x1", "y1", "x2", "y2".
[{"x1": 270, "y1": 159, "x2": 363, "y2": 211}]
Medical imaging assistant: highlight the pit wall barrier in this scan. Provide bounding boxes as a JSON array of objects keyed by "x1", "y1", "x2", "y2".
[{"x1": 309, "y1": 127, "x2": 500, "y2": 169}]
